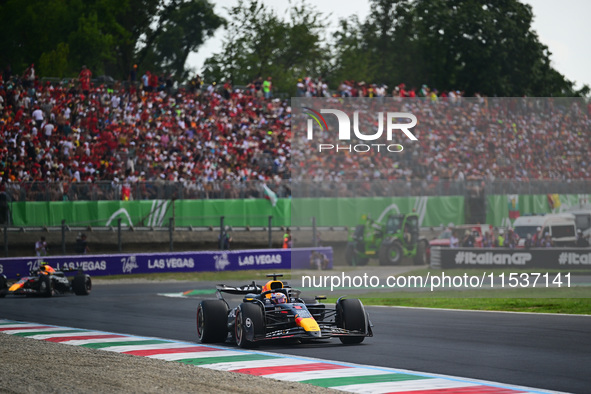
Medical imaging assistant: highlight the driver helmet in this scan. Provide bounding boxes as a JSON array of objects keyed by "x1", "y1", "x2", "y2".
[
  {"x1": 270, "y1": 292, "x2": 287, "y2": 305},
  {"x1": 40, "y1": 262, "x2": 55, "y2": 273}
]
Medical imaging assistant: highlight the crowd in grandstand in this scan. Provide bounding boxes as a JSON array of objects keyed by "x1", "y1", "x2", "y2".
[
  {"x1": 1, "y1": 66, "x2": 590, "y2": 201},
  {"x1": 1, "y1": 66, "x2": 290, "y2": 201},
  {"x1": 293, "y1": 77, "x2": 591, "y2": 197}
]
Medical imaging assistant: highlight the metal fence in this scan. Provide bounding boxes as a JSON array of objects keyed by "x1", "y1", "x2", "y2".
[
  {"x1": 483, "y1": 180, "x2": 591, "y2": 196},
  {"x1": 1, "y1": 180, "x2": 291, "y2": 202},
  {"x1": 2, "y1": 179, "x2": 591, "y2": 202}
]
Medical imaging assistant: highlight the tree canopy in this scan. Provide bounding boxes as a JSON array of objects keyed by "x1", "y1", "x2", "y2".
[
  {"x1": 203, "y1": 0, "x2": 330, "y2": 95},
  {"x1": 0, "y1": 0, "x2": 223, "y2": 81},
  {"x1": 205, "y1": 0, "x2": 587, "y2": 97},
  {"x1": 330, "y1": 0, "x2": 588, "y2": 96},
  {"x1": 0, "y1": 0, "x2": 587, "y2": 96}
]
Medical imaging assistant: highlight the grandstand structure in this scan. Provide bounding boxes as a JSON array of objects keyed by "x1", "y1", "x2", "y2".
[
  {"x1": 1, "y1": 75, "x2": 590, "y2": 223},
  {"x1": 1, "y1": 74, "x2": 590, "y2": 257}
]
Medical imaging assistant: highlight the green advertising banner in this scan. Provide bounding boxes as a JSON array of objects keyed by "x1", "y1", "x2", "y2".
[
  {"x1": 9, "y1": 199, "x2": 290, "y2": 227},
  {"x1": 486, "y1": 194, "x2": 591, "y2": 226},
  {"x1": 8, "y1": 196, "x2": 465, "y2": 228},
  {"x1": 292, "y1": 196, "x2": 464, "y2": 227},
  {"x1": 173, "y1": 199, "x2": 291, "y2": 227}
]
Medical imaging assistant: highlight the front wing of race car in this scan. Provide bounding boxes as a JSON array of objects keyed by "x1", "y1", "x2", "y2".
[
  {"x1": 253, "y1": 305, "x2": 373, "y2": 342},
  {"x1": 261, "y1": 325, "x2": 372, "y2": 341},
  {"x1": 3, "y1": 276, "x2": 40, "y2": 296}
]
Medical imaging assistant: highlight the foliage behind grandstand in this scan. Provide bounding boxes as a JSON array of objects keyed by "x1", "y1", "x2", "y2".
[{"x1": 0, "y1": 0, "x2": 588, "y2": 97}]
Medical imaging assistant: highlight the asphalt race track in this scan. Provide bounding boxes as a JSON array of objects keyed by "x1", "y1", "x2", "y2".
[{"x1": 1, "y1": 281, "x2": 590, "y2": 393}]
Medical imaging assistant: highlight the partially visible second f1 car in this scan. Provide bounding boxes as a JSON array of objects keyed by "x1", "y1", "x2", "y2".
[{"x1": 0, "y1": 262, "x2": 91, "y2": 298}]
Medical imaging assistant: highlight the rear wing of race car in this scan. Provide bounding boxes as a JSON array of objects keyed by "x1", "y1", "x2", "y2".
[
  {"x1": 215, "y1": 281, "x2": 299, "y2": 299},
  {"x1": 216, "y1": 282, "x2": 262, "y2": 295},
  {"x1": 25, "y1": 267, "x2": 86, "y2": 276},
  {"x1": 60, "y1": 267, "x2": 87, "y2": 274}
]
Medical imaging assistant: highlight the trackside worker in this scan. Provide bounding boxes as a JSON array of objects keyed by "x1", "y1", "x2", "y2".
[
  {"x1": 282, "y1": 228, "x2": 291, "y2": 249},
  {"x1": 495, "y1": 229, "x2": 505, "y2": 247}
]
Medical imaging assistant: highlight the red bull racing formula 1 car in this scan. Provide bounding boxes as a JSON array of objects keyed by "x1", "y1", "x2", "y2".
[
  {"x1": 196, "y1": 274, "x2": 372, "y2": 348},
  {"x1": 0, "y1": 262, "x2": 91, "y2": 297}
]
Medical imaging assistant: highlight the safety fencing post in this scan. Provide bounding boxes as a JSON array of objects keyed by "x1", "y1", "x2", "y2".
[
  {"x1": 219, "y1": 216, "x2": 225, "y2": 250},
  {"x1": 118, "y1": 218, "x2": 122, "y2": 252},
  {"x1": 169, "y1": 217, "x2": 174, "y2": 252},
  {"x1": 268, "y1": 216, "x2": 273, "y2": 248},
  {"x1": 3, "y1": 223, "x2": 7, "y2": 257},
  {"x1": 312, "y1": 216, "x2": 317, "y2": 247},
  {"x1": 61, "y1": 220, "x2": 66, "y2": 254}
]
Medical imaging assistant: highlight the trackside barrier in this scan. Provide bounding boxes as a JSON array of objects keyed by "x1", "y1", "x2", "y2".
[
  {"x1": 430, "y1": 246, "x2": 591, "y2": 269},
  {"x1": 0, "y1": 247, "x2": 333, "y2": 280}
]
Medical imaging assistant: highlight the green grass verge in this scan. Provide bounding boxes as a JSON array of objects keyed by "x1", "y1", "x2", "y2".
[
  {"x1": 354, "y1": 297, "x2": 591, "y2": 314},
  {"x1": 326, "y1": 287, "x2": 591, "y2": 314},
  {"x1": 397, "y1": 267, "x2": 591, "y2": 277},
  {"x1": 91, "y1": 268, "x2": 591, "y2": 314},
  {"x1": 92, "y1": 270, "x2": 293, "y2": 282}
]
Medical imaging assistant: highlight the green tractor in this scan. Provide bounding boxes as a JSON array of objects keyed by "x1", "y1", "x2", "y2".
[{"x1": 345, "y1": 213, "x2": 429, "y2": 266}]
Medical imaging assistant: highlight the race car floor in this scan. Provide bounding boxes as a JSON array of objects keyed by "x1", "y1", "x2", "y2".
[{"x1": 0, "y1": 319, "x2": 558, "y2": 394}]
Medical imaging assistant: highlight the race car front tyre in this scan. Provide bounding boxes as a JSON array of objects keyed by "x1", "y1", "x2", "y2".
[
  {"x1": 196, "y1": 300, "x2": 228, "y2": 343},
  {"x1": 39, "y1": 276, "x2": 54, "y2": 297},
  {"x1": 235, "y1": 302, "x2": 264, "y2": 348},
  {"x1": 336, "y1": 298, "x2": 366, "y2": 344},
  {"x1": 72, "y1": 274, "x2": 92, "y2": 295}
]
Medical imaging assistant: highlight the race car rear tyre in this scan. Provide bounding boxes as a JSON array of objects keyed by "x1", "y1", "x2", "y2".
[
  {"x1": 345, "y1": 244, "x2": 369, "y2": 266},
  {"x1": 39, "y1": 276, "x2": 54, "y2": 297},
  {"x1": 73, "y1": 274, "x2": 92, "y2": 295},
  {"x1": 196, "y1": 300, "x2": 228, "y2": 343},
  {"x1": 235, "y1": 303, "x2": 264, "y2": 348},
  {"x1": 379, "y1": 241, "x2": 403, "y2": 265},
  {"x1": 336, "y1": 298, "x2": 366, "y2": 344},
  {"x1": 0, "y1": 275, "x2": 7, "y2": 298},
  {"x1": 413, "y1": 240, "x2": 428, "y2": 265}
]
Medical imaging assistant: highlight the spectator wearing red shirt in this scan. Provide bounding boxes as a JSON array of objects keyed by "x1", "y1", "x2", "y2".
[
  {"x1": 149, "y1": 72, "x2": 159, "y2": 93},
  {"x1": 79, "y1": 65, "x2": 92, "y2": 95},
  {"x1": 22, "y1": 64, "x2": 35, "y2": 89}
]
